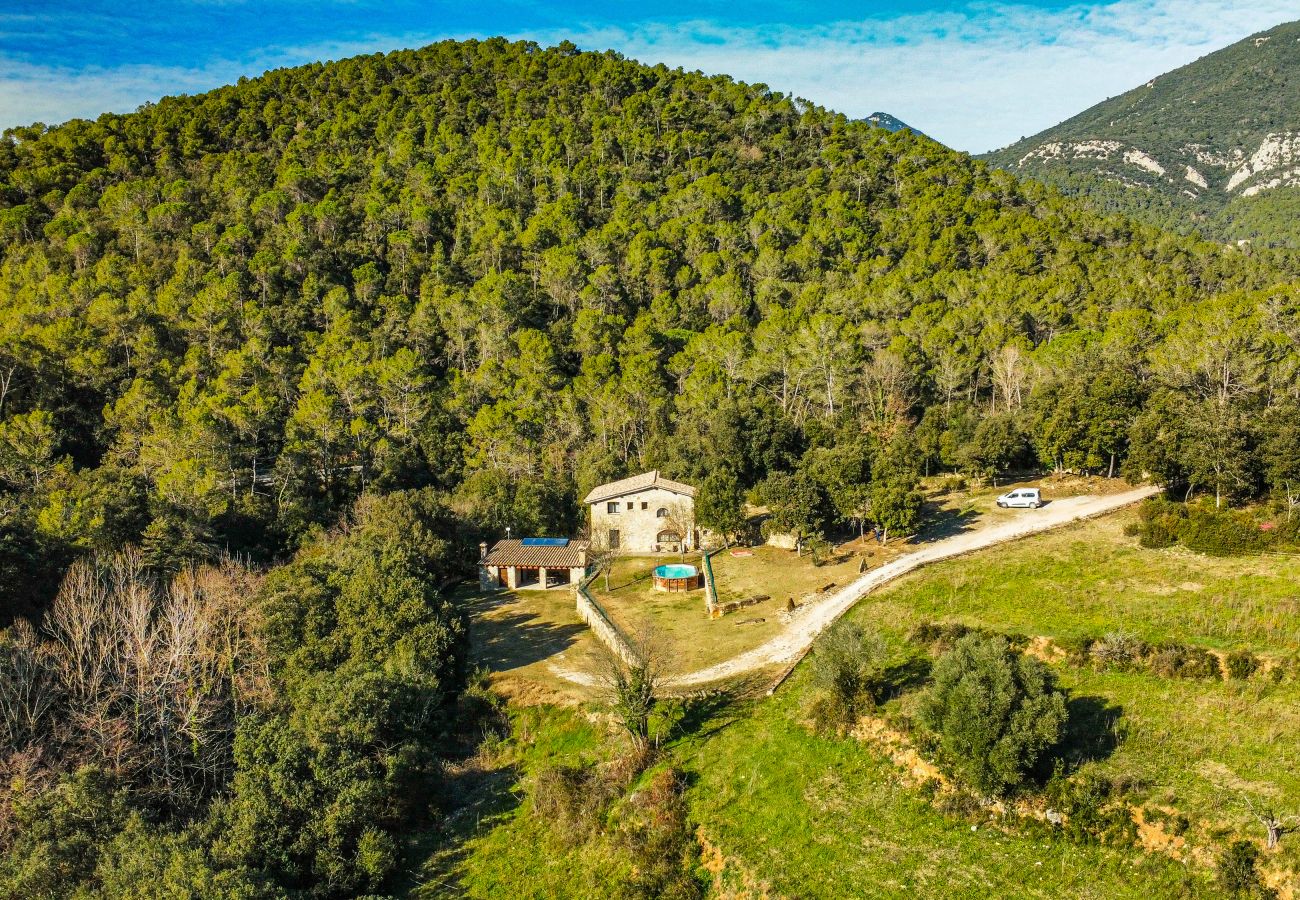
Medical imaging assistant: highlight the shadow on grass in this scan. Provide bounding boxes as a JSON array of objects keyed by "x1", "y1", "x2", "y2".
[
  {"x1": 405, "y1": 759, "x2": 525, "y2": 898},
  {"x1": 1058, "y1": 694, "x2": 1126, "y2": 772},
  {"x1": 876, "y1": 656, "x2": 933, "y2": 702},
  {"x1": 466, "y1": 593, "x2": 587, "y2": 672},
  {"x1": 661, "y1": 690, "x2": 744, "y2": 746}
]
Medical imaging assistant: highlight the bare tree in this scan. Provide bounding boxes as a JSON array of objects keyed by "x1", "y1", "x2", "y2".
[
  {"x1": 0, "y1": 620, "x2": 56, "y2": 751},
  {"x1": 36, "y1": 549, "x2": 264, "y2": 809},
  {"x1": 1246, "y1": 795, "x2": 1300, "y2": 850},
  {"x1": 659, "y1": 499, "x2": 696, "y2": 559},
  {"x1": 991, "y1": 344, "x2": 1029, "y2": 414},
  {"x1": 858, "y1": 349, "x2": 914, "y2": 441},
  {"x1": 586, "y1": 528, "x2": 623, "y2": 592}
]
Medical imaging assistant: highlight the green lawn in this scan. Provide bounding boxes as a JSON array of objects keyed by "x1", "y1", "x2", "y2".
[
  {"x1": 683, "y1": 671, "x2": 1216, "y2": 899},
  {"x1": 862, "y1": 510, "x2": 1300, "y2": 655}
]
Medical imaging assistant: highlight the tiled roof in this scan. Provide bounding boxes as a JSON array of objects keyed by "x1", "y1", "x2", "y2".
[
  {"x1": 482, "y1": 539, "x2": 590, "y2": 568},
  {"x1": 582, "y1": 470, "x2": 697, "y2": 504}
]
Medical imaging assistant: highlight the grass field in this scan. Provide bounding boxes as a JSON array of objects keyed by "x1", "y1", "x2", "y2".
[
  {"x1": 683, "y1": 670, "x2": 1219, "y2": 899},
  {"x1": 413, "y1": 665, "x2": 1229, "y2": 899},
  {"x1": 842, "y1": 508, "x2": 1300, "y2": 874},
  {"x1": 863, "y1": 510, "x2": 1300, "y2": 655}
]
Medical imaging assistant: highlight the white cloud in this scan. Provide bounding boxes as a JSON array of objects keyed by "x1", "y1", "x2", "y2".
[
  {"x1": 534, "y1": 0, "x2": 1300, "y2": 151},
  {"x1": 0, "y1": 0, "x2": 1296, "y2": 151}
]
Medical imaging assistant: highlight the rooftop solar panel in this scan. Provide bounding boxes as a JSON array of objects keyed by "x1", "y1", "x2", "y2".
[{"x1": 521, "y1": 537, "x2": 569, "y2": 547}]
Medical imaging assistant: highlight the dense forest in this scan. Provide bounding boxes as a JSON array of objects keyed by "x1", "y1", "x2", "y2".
[{"x1": 1, "y1": 37, "x2": 1300, "y2": 896}]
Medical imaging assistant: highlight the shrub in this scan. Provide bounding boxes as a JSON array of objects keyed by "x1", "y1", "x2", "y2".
[
  {"x1": 1137, "y1": 517, "x2": 1180, "y2": 549},
  {"x1": 1216, "y1": 839, "x2": 1276, "y2": 898},
  {"x1": 1149, "y1": 643, "x2": 1221, "y2": 679},
  {"x1": 1225, "y1": 650, "x2": 1260, "y2": 680},
  {"x1": 937, "y1": 475, "x2": 967, "y2": 493},
  {"x1": 530, "y1": 761, "x2": 622, "y2": 845},
  {"x1": 1132, "y1": 499, "x2": 1277, "y2": 556},
  {"x1": 1089, "y1": 631, "x2": 1148, "y2": 670},
  {"x1": 909, "y1": 620, "x2": 1029, "y2": 654},
  {"x1": 1181, "y1": 510, "x2": 1269, "y2": 556},
  {"x1": 1044, "y1": 773, "x2": 1137, "y2": 847},
  {"x1": 616, "y1": 768, "x2": 705, "y2": 900},
  {"x1": 918, "y1": 634, "x2": 1069, "y2": 796},
  {"x1": 808, "y1": 622, "x2": 888, "y2": 732}
]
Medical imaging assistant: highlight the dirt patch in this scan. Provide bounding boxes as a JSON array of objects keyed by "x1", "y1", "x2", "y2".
[
  {"x1": 851, "y1": 716, "x2": 945, "y2": 786},
  {"x1": 1197, "y1": 760, "x2": 1283, "y2": 798},
  {"x1": 1133, "y1": 806, "x2": 1195, "y2": 861},
  {"x1": 1025, "y1": 635, "x2": 1066, "y2": 664},
  {"x1": 697, "y1": 828, "x2": 773, "y2": 900}
]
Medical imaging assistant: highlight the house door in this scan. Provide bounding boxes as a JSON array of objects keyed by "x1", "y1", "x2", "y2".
[{"x1": 608, "y1": 529, "x2": 620, "y2": 550}]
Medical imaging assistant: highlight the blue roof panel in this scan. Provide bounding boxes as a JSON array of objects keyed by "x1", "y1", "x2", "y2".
[{"x1": 521, "y1": 537, "x2": 569, "y2": 547}]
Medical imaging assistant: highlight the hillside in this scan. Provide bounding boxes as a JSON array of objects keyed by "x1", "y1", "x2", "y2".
[
  {"x1": 984, "y1": 20, "x2": 1300, "y2": 246},
  {"x1": 1, "y1": 37, "x2": 1300, "y2": 898},
  {"x1": 865, "y1": 111, "x2": 924, "y2": 137}
]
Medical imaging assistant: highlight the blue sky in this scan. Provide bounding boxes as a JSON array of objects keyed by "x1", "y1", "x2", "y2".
[{"x1": 1, "y1": 1, "x2": 1295, "y2": 152}]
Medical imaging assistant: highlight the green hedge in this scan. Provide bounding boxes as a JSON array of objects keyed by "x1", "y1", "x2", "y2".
[{"x1": 1131, "y1": 499, "x2": 1285, "y2": 556}]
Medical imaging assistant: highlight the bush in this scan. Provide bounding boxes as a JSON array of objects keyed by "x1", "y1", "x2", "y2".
[
  {"x1": 1148, "y1": 643, "x2": 1221, "y2": 679},
  {"x1": 936, "y1": 474, "x2": 968, "y2": 493},
  {"x1": 1044, "y1": 773, "x2": 1137, "y2": 847},
  {"x1": 918, "y1": 634, "x2": 1069, "y2": 796},
  {"x1": 907, "y1": 620, "x2": 1028, "y2": 653},
  {"x1": 808, "y1": 622, "x2": 888, "y2": 733},
  {"x1": 1225, "y1": 650, "x2": 1260, "y2": 680},
  {"x1": 1216, "y1": 839, "x2": 1276, "y2": 898},
  {"x1": 530, "y1": 761, "x2": 623, "y2": 845},
  {"x1": 616, "y1": 768, "x2": 705, "y2": 900},
  {"x1": 1132, "y1": 499, "x2": 1276, "y2": 556},
  {"x1": 1089, "y1": 631, "x2": 1148, "y2": 670}
]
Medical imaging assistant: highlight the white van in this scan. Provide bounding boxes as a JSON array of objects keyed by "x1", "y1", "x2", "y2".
[{"x1": 996, "y1": 487, "x2": 1042, "y2": 509}]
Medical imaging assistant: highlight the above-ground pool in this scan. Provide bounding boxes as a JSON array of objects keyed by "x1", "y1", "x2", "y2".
[{"x1": 653, "y1": 563, "x2": 703, "y2": 592}]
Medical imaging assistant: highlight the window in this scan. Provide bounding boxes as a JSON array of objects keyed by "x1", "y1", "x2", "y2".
[
  {"x1": 657, "y1": 530, "x2": 681, "y2": 543},
  {"x1": 641, "y1": 501, "x2": 648, "y2": 510},
  {"x1": 607, "y1": 501, "x2": 619, "y2": 514},
  {"x1": 626, "y1": 501, "x2": 634, "y2": 511},
  {"x1": 608, "y1": 529, "x2": 620, "y2": 549},
  {"x1": 656, "y1": 507, "x2": 668, "y2": 518}
]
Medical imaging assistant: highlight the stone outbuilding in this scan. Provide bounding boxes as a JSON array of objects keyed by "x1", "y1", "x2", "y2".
[
  {"x1": 584, "y1": 470, "x2": 697, "y2": 554},
  {"x1": 479, "y1": 537, "x2": 591, "y2": 590}
]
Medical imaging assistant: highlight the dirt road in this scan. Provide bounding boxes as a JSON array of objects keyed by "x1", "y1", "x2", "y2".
[{"x1": 668, "y1": 484, "x2": 1161, "y2": 688}]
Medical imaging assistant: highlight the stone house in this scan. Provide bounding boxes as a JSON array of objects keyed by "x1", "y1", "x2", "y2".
[
  {"x1": 584, "y1": 470, "x2": 697, "y2": 554},
  {"x1": 479, "y1": 537, "x2": 591, "y2": 590}
]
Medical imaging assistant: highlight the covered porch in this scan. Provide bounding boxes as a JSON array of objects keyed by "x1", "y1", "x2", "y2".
[{"x1": 479, "y1": 537, "x2": 591, "y2": 591}]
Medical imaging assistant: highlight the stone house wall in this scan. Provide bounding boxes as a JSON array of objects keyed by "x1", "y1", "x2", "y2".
[{"x1": 589, "y1": 486, "x2": 695, "y2": 553}]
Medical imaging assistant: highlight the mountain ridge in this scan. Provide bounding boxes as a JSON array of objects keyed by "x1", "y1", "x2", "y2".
[{"x1": 983, "y1": 20, "x2": 1300, "y2": 245}]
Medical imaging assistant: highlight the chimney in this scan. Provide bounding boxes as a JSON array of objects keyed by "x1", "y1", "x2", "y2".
[{"x1": 479, "y1": 541, "x2": 488, "y2": 561}]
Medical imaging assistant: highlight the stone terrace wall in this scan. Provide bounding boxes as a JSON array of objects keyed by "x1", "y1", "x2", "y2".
[{"x1": 575, "y1": 574, "x2": 640, "y2": 666}]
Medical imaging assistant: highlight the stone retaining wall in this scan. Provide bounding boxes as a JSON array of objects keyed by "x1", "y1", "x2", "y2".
[{"x1": 575, "y1": 574, "x2": 640, "y2": 665}]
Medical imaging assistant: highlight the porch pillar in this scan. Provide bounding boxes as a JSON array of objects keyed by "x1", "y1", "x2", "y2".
[
  {"x1": 506, "y1": 566, "x2": 519, "y2": 589},
  {"x1": 539, "y1": 566, "x2": 549, "y2": 588}
]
